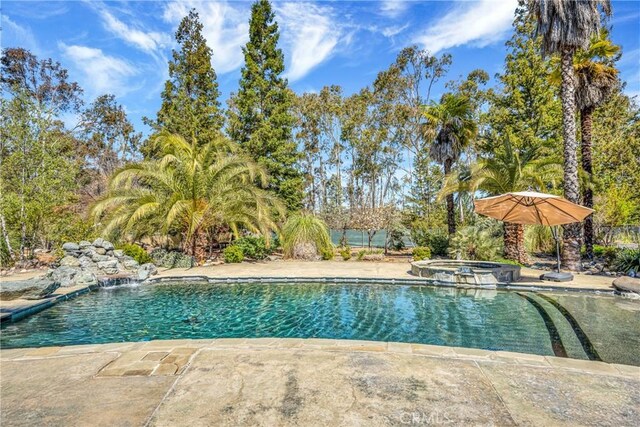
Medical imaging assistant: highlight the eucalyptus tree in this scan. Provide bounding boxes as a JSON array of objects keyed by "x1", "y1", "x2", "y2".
[
  {"x1": 1, "y1": 48, "x2": 83, "y2": 260},
  {"x1": 425, "y1": 93, "x2": 478, "y2": 235},
  {"x1": 441, "y1": 139, "x2": 561, "y2": 263},
  {"x1": 531, "y1": 0, "x2": 611, "y2": 270},
  {"x1": 81, "y1": 94, "x2": 142, "y2": 177},
  {"x1": 392, "y1": 47, "x2": 451, "y2": 220},
  {"x1": 293, "y1": 86, "x2": 344, "y2": 213},
  {"x1": 574, "y1": 30, "x2": 619, "y2": 259},
  {"x1": 91, "y1": 132, "x2": 283, "y2": 257}
]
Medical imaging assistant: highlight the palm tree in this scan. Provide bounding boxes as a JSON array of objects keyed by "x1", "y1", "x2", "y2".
[
  {"x1": 91, "y1": 132, "x2": 284, "y2": 257},
  {"x1": 531, "y1": 0, "x2": 611, "y2": 271},
  {"x1": 425, "y1": 93, "x2": 477, "y2": 235},
  {"x1": 441, "y1": 139, "x2": 561, "y2": 264},
  {"x1": 575, "y1": 31, "x2": 619, "y2": 259}
]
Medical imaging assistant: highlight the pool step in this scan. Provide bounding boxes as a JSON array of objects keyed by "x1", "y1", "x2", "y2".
[{"x1": 517, "y1": 292, "x2": 597, "y2": 362}]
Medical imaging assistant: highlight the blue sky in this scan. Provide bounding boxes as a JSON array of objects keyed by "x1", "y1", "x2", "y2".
[{"x1": 3, "y1": 1, "x2": 639, "y2": 133}]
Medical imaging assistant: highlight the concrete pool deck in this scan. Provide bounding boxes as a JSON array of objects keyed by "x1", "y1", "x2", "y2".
[{"x1": 1, "y1": 339, "x2": 639, "y2": 426}]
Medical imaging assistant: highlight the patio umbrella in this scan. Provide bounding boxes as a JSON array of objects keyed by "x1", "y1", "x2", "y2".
[{"x1": 474, "y1": 191, "x2": 594, "y2": 281}]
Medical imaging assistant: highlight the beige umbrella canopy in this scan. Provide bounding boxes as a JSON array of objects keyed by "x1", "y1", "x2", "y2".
[
  {"x1": 474, "y1": 191, "x2": 594, "y2": 281},
  {"x1": 474, "y1": 191, "x2": 594, "y2": 226}
]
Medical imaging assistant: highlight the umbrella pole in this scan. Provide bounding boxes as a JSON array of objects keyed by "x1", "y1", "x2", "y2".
[{"x1": 551, "y1": 225, "x2": 561, "y2": 273}]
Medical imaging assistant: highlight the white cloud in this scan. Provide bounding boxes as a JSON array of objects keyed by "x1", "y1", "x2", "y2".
[
  {"x1": 277, "y1": 2, "x2": 342, "y2": 82},
  {"x1": 379, "y1": 1, "x2": 410, "y2": 18},
  {"x1": 1, "y1": 14, "x2": 38, "y2": 51},
  {"x1": 414, "y1": 0, "x2": 517, "y2": 54},
  {"x1": 58, "y1": 43, "x2": 138, "y2": 96},
  {"x1": 99, "y1": 9, "x2": 170, "y2": 54},
  {"x1": 163, "y1": 0, "x2": 249, "y2": 74},
  {"x1": 381, "y1": 24, "x2": 409, "y2": 38}
]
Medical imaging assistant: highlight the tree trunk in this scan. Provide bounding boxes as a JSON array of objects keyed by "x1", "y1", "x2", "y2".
[
  {"x1": 559, "y1": 47, "x2": 582, "y2": 271},
  {"x1": 444, "y1": 158, "x2": 456, "y2": 235},
  {"x1": 581, "y1": 106, "x2": 595, "y2": 260},
  {"x1": 503, "y1": 222, "x2": 527, "y2": 264},
  {"x1": 0, "y1": 213, "x2": 13, "y2": 263}
]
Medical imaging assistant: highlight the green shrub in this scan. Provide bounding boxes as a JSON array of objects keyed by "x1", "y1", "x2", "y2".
[
  {"x1": 412, "y1": 246, "x2": 431, "y2": 261},
  {"x1": 581, "y1": 244, "x2": 608, "y2": 258},
  {"x1": 223, "y1": 245, "x2": 244, "y2": 263},
  {"x1": 387, "y1": 223, "x2": 407, "y2": 251},
  {"x1": 356, "y1": 249, "x2": 383, "y2": 260},
  {"x1": 602, "y1": 246, "x2": 619, "y2": 266},
  {"x1": 449, "y1": 226, "x2": 501, "y2": 261},
  {"x1": 494, "y1": 257, "x2": 522, "y2": 266},
  {"x1": 411, "y1": 225, "x2": 449, "y2": 256},
  {"x1": 233, "y1": 236, "x2": 272, "y2": 260},
  {"x1": 612, "y1": 248, "x2": 640, "y2": 274},
  {"x1": 281, "y1": 213, "x2": 333, "y2": 259},
  {"x1": 340, "y1": 246, "x2": 352, "y2": 261},
  {"x1": 321, "y1": 247, "x2": 335, "y2": 260},
  {"x1": 120, "y1": 243, "x2": 152, "y2": 264}
]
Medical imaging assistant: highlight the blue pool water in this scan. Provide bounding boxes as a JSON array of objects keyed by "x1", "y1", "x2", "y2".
[{"x1": 1, "y1": 282, "x2": 639, "y2": 365}]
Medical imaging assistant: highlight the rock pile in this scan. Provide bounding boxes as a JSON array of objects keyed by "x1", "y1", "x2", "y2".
[
  {"x1": 52, "y1": 239, "x2": 158, "y2": 286},
  {"x1": 0, "y1": 239, "x2": 158, "y2": 301}
]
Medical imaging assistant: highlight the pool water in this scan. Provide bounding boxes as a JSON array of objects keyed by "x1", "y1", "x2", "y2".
[{"x1": 1, "y1": 282, "x2": 639, "y2": 365}]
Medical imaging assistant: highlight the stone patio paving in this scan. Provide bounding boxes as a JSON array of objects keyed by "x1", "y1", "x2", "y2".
[{"x1": 1, "y1": 339, "x2": 638, "y2": 426}]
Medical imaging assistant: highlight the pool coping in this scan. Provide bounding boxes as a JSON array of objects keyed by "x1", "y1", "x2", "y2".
[
  {"x1": 2, "y1": 337, "x2": 638, "y2": 374},
  {"x1": 0, "y1": 275, "x2": 623, "y2": 325},
  {"x1": 147, "y1": 275, "x2": 617, "y2": 294}
]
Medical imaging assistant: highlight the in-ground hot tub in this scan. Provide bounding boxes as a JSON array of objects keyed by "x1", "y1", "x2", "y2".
[{"x1": 411, "y1": 260, "x2": 521, "y2": 286}]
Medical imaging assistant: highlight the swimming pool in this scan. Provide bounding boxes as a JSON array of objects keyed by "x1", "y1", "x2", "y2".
[{"x1": 1, "y1": 282, "x2": 638, "y2": 366}]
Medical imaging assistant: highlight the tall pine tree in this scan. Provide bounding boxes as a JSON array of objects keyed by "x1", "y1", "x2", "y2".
[
  {"x1": 144, "y1": 9, "x2": 223, "y2": 156},
  {"x1": 227, "y1": 0, "x2": 303, "y2": 211},
  {"x1": 481, "y1": 1, "x2": 561, "y2": 157}
]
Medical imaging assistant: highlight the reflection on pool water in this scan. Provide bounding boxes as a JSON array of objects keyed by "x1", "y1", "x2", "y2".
[{"x1": 1, "y1": 282, "x2": 639, "y2": 366}]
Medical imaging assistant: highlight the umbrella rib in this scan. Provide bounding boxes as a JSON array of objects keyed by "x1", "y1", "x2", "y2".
[
  {"x1": 533, "y1": 204, "x2": 548, "y2": 226},
  {"x1": 539, "y1": 199, "x2": 583, "y2": 223},
  {"x1": 500, "y1": 195, "x2": 524, "y2": 222}
]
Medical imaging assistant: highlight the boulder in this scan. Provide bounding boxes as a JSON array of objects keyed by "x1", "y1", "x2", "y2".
[
  {"x1": 113, "y1": 249, "x2": 124, "y2": 258},
  {"x1": 122, "y1": 259, "x2": 139, "y2": 270},
  {"x1": 88, "y1": 251, "x2": 110, "y2": 263},
  {"x1": 137, "y1": 263, "x2": 158, "y2": 281},
  {"x1": 150, "y1": 249, "x2": 195, "y2": 268},
  {"x1": 97, "y1": 259, "x2": 119, "y2": 275},
  {"x1": 92, "y1": 238, "x2": 106, "y2": 248},
  {"x1": 102, "y1": 240, "x2": 115, "y2": 251},
  {"x1": 48, "y1": 265, "x2": 81, "y2": 287},
  {"x1": 81, "y1": 245, "x2": 97, "y2": 254},
  {"x1": 76, "y1": 271, "x2": 98, "y2": 286},
  {"x1": 59, "y1": 255, "x2": 81, "y2": 267},
  {"x1": 79, "y1": 240, "x2": 92, "y2": 248},
  {"x1": 613, "y1": 276, "x2": 640, "y2": 294},
  {"x1": 0, "y1": 277, "x2": 60, "y2": 300},
  {"x1": 78, "y1": 256, "x2": 97, "y2": 270},
  {"x1": 95, "y1": 248, "x2": 107, "y2": 255},
  {"x1": 62, "y1": 242, "x2": 80, "y2": 251}
]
